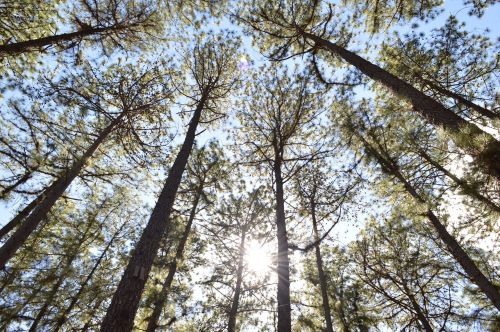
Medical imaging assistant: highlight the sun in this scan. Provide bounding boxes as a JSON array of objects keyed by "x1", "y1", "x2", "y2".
[{"x1": 245, "y1": 240, "x2": 272, "y2": 276}]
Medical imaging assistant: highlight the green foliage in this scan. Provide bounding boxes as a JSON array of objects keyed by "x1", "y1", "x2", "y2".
[
  {"x1": 346, "y1": 0, "x2": 443, "y2": 33},
  {"x1": 0, "y1": 0, "x2": 498, "y2": 330}
]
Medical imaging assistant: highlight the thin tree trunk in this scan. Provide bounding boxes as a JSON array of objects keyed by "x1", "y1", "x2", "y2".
[
  {"x1": 4, "y1": 257, "x2": 66, "y2": 320},
  {"x1": 311, "y1": 202, "x2": 334, "y2": 332},
  {"x1": 416, "y1": 75, "x2": 498, "y2": 120},
  {"x1": 274, "y1": 161, "x2": 292, "y2": 332},
  {"x1": 28, "y1": 216, "x2": 95, "y2": 332},
  {"x1": 228, "y1": 229, "x2": 246, "y2": 332},
  {"x1": 0, "y1": 113, "x2": 124, "y2": 269},
  {"x1": 401, "y1": 282, "x2": 433, "y2": 332},
  {"x1": 360, "y1": 135, "x2": 500, "y2": 310},
  {"x1": 0, "y1": 26, "x2": 117, "y2": 55},
  {"x1": 100, "y1": 92, "x2": 208, "y2": 332},
  {"x1": 28, "y1": 271, "x2": 67, "y2": 332},
  {"x1": 82, "y1": 299, "x2": 103, "y2": 332},
  {"x1": 145, "y1": 187, "x2": 203, "y2": 332},
  {"x1": 352, "y1": 288, "x2": 368, "y2": 332},
  {"x1": 0, "y1": 281, "x2": 42, "y2": 329},
  {"x1": 53, "y1": 222, "x2": 126, "y2": 332},
  {"x1": 302, "y1": 31, "x2": 500, "y2": 178},
  {"x1": 0, "y1": 223, "x2": 50, "y2": 295},
  {"x1": 416, "y1": 147, "x2": 500, "y2": 212}
]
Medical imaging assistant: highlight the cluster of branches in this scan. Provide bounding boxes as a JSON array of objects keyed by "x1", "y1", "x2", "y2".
[{"x1": 0, "y1": 0, "x2": 498, "y2": 331}]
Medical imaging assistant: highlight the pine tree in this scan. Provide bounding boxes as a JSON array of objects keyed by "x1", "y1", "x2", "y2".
[
  {"x1": 237, "y1": 64, "x2": 327, "y2": 331},
  {"x1": 0, "y1": 61, "x2": 173, "y2": 268},
  {"x1": 100, "y1": 35, "x2": 239, "y2": 331},
  {"x1": 242, "y1": 0, "x2": 500, "y2": 179},
  {"x1": 0, "y1": 0, "x2": 164, "y2": 57},
  {"x1": 338, "y1": 101, "x2": 500, "y2": 310},
  {"x1": 145, "y1": 143, "x2": 226, "y2": 331}
]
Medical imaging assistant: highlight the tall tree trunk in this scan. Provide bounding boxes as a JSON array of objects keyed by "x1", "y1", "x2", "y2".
[
  {"x1": 311, "y1": 202, "x2": 334, "y2": 332},
  {"x1": 0, "y1": 26, "x2": 121, "y2": 55},
  {"x1": 228, "y1": 229, "x2": 246, "y2": 332},
  {"x1": 145, "y1": 187, "x2": 203, "y2": 332},
  {"x1": 0, "y1": 223, "x2": 48, "y2": 296},
  {"x1": 100, "y1": 92, "x2": 208, "y2": 332},
  {"x1": 360, "y1": 135, "x2": 500, "y2": 310},
  {"x1": 274, "y1": 161, "x2": 292, "y2": 332},
  {"x1": 0, "y1": 181, "x2": 58, "y2": 240},
  {"x1": 301, "y1": 31, "x2": 500, "y2": 179},
  {"x1": 416, "y1": 147, "x2": 500, "y2": 212},
  {"x1": 53, "y1": 222, "x2": 126, "y2": 332},
  {"x1": 0, "y1": 113, "x2": 124, "y2": 269}
]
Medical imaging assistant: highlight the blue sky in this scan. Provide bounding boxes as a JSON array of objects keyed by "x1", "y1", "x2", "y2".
[
  {"x1": 0, "y1": 2, "x2": 499, "y2": 329},
  {"x1": 1, "y1": 1, "x2": 499, "y2": 225}
]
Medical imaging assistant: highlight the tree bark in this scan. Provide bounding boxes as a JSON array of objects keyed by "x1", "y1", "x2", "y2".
[
  {"x1": 228, "y1": 229, "x2": 246, "y2": 332},
  {"x1": 100, "y1": 92, "x2": 208, "y2": 332},
  {"x1": 0, "y1": 194, "x2": 44, "y2": 240},
  {"x1": 0, "y1": 113, "x2": 125, "y2": 269},
  {"x1": 145, "y1": 187, "x2": 203, "y2": 332},
  {"x1": 274, "y1": 161, "x2": 292, "y2": 332},
  {"x1": 311, "y1": 202, "x2": 334, "y2": 332},
  {"x1": 302, "y1": 31, "x2": 500, "y2": 179},
  {"x1": 0, "y1": 176, "x2": 62, "y2": 241},
  {"x1": 53, "y1": 223, "x2": 125, "y2": 332},
  {"x1": 0, "y1": 26, "x2": 117, "y2": 55},
  {"x1": 361, "y1": 135, "x2": 500, "y2": 310}
]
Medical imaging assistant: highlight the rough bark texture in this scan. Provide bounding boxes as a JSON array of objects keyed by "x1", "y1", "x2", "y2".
[
  {"x1": 0, "y1": 26, "x2": 113, "y2": 55},
  {"x1": 311, "y1": 202, "x2": 334, "y2": 332},
  {"x1": 0, "y1": 113, "x2": 124, "y2": 269},
  {"x1": 100, "y1": 94, "x2": 207, "y2": 332},
  {"x1": 303, "y1": 31, "x2": 500, "y2": 179},
  {"x1": 274, "y1": 161, "x2": 292, "y2": 332},
  {"x1": 228, "y1": 230, "x2": 246, "y2": 332},
  {"x1": 361, "y1": 136, "x2": 500, "y2": 310},
  {"x1": 145, "y1": 187, "x2": 202, "y2": 332}
]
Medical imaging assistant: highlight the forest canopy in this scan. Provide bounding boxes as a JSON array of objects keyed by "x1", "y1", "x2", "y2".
[{"x1": 0, "y1": 0, "x2": 499, "y2": 331}]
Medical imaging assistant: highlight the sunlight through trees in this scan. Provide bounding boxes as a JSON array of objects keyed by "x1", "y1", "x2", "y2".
[{"x1": 0, "y1": 0, "x2": 498, "y2": 331}]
